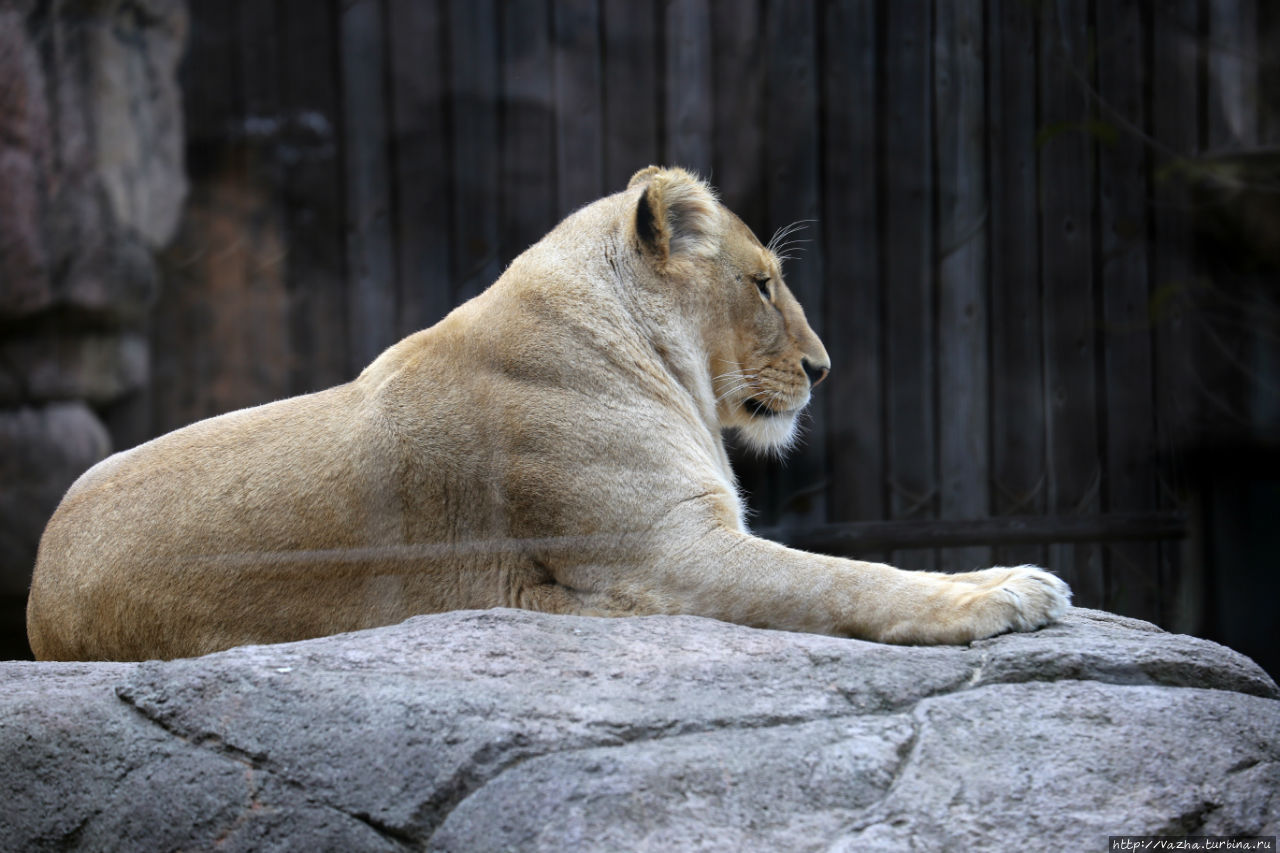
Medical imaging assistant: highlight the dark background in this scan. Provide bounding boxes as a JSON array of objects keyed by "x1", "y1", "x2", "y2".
[{"x1": 4, "y1": 0, "x2": 1278, "y2": 672}]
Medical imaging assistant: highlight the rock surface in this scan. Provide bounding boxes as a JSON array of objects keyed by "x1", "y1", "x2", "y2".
[{"x1": 1, "y1": 607, "x2": 1276, "y2": 851}]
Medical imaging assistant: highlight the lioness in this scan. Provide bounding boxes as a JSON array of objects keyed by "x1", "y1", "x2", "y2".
[{"x1": 27, "y1": 167, "x2": 1069, "y2": 661}]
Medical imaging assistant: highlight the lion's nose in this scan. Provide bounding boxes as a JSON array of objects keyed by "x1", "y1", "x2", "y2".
[{"x1": 802, "y1": 358, "x2": 829, "y2": 388}]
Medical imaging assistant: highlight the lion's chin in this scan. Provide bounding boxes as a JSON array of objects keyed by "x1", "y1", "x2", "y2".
[{"x1": 734, "y1": 407, "x2": 801, "y2": 456}]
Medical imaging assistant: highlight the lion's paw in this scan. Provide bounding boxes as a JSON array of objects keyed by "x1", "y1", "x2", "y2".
[{"x1": 952, "y1": 564, "x2": 1071, "y2": 640}]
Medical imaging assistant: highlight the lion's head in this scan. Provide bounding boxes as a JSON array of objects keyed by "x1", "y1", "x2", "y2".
[{"x1": 627, "y1": 166, "x2": 830, "y2": 455}]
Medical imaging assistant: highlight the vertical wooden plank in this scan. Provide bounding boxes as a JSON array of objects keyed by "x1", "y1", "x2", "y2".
[
  {"x1": 764, "y1": 0, "x2": 826, "y2": 529},
  {"x1": 1254, "y1": 0, "x2": 1280, "y2": 438},
  {"x1": 387, "y1": 0, "x2": 454, "y2": 336},
  {"x1": 1203, "y1": 0, "x2": 1259, "y2": 438},
  {"x1": 142, "y1": 0, "x2": 235, "y2": 440},
  {"x1": 1039, "y1": 0, "x2": 1102, "y2": 606},
  {"x1": 665, "y1": 0, "x2": 713, "y2": 175},
  {"x1": 602, "y1": 0, "x2": 659, "y2": 191},
  {"x1": 448, "y1": 0, "x2": 502, "y2": 304},
  {"x1": 1263, "y1": 3, "x2": 1280, "y2": 146},
  {"x1": 883, "y1": 0, "x2": 937, "y2": 570},
  {"x1": 553, "y1": 0, "x2": 604, "y2": 216},
  {"x1": 711, "y1": 0, "x2": 765, "y2": 227},
  {"x1": 1150, "y1": 0, "x2": 1202, "y2": 632},
  {"x1": 500, "y1": 1, "x2": 557, "y2": 260},
  {"x1": 178, "y1": 1, "x2": 236, "y2": 148},
  {"x1": 234, "y1": 0, "x2": 291, "y2": 404},
  {"x1": 988, "y1": 0, "x2": 1046, "y2": 571},
  {"x1": 762, "y1": 0, "x2": 824, "y2": 326},
  {"x1": 1097, "y1": 0, "x2": 1159, "y2": 621},
  {"x1": 1207, "y1": 0, "x2": 1259, "y2": 150},
  {"x1": 710, "y1": 0, "x2": 775, "y2": 527},
  {"x1": 1207, "y1": 0, "x2": 1273, "y2": 441},
  {"x1": 822, "y1": 0, "x2": 883, "y2": 535},
  {"x1": 148, "y1": 0, "x2": 292, "y2": 436},
  {"x1": 278, "y1": 0, "x2": 347, "y2": 393},
  {"x1": 152, "y1": 152, "x2": 290, "y2": 430},
  {"x1": 934, "y1": 0, "x2": 989, "y2": 571},
  {"x1": 236, "y1": 0, "x2": 280, "y2": 122},
  {"x1": 1202, "y1": 1, "x2": 1274, "y2": 652},
  {"x1": 339, "y1": 0, "x2": 398, "y2": 373}
]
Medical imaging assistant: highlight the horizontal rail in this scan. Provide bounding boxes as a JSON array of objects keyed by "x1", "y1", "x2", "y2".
[{"x1": 760, "y1": 511, "x2": 1188, "y2": 553}]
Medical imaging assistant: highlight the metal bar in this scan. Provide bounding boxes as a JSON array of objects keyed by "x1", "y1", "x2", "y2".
[{"x1": 762, "y1": 512, "x2": 1188, "y2": 553}]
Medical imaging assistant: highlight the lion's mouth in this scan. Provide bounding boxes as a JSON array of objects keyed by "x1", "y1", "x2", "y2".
[{"x1": 743, "y1": 397, "x2": 787, "y2": 419}]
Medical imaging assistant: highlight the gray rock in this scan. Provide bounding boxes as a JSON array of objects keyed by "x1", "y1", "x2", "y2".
[
  {"x1": 87, "y1": 0, "x2": 189, "y2": 249},
  {"x1": 0, "y1": 0, "x2": 186, "y2": 323},
  {"x1": 0, "y1": 403, "x2": 110, "y2": 597},
  {"x1": 0, "y1": 8, "x2": 53, "y2": 317},
  {"x1": 1, "y1": 607, "x2": 1276, "y2": 851},
  {"x1": 0, "y1": 331, "x2": 149, "y2": 405}
]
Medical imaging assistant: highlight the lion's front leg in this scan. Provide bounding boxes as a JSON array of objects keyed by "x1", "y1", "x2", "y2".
[{"x1": 582, "y1": 528, "x2": 1071, "y2": 645}]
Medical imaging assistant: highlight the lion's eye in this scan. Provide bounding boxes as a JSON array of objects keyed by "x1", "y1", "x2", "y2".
[{"x1": 752, "y1": 275, "x2": 771, "y2": 298}]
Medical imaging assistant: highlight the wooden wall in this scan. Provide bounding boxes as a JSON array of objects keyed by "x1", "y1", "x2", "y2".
[{"x1": 110, "y1": 0, "x2": 1280, "y2": 632}]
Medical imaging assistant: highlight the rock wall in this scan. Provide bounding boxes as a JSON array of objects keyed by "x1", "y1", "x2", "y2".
[
  {"x1": 1, "y1": 608, "x2": 1276, "y2": 850},
  {"x1": 0, "y1": 0, "x2": 187, "y2": 658}
]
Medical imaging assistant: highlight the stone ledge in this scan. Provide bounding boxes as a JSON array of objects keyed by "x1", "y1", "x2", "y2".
[{"x1": 2, "y1": 606, "x2": 1276, "y2": 850}]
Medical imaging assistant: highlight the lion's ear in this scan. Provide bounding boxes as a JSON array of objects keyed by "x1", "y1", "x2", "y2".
[
  {"x1": 631, "y1": 167, "x2": 719, "y2": 262},
  {"x1": 628, "y1": 166, "x2": 663, "y2": 189}
]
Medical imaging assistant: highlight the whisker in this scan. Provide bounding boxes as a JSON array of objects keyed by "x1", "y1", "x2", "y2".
[
  {"x1": 716, "y1": 373, "x2": 758, "y2": 391},
  {"x1": 713, "y1": 371, "x2": 757, "y2": 388},
  {"x1": 766, "y1": 220, "x2": 815, "y2": 257},
  {"x1": 716, "y1": 380, "x2": 757, "y2": 404},
  {"x1": 715, "y1": 375, "x2": 755, "y2": 390},
  {"x1": 770, "y1": 239, "x2": 811, "y2": 262}
]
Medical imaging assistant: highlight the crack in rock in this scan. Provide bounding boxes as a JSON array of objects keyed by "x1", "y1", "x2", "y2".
[
  {"x1": 1156, "y1": 800, "x2": 1223, "y2": 836},
  {"x1": 114, "y1": 683, "x2": 271, "y2": 771},
  {"x1": 112, "y1": 682, "x2": 419, "y2": 850},
  {"x1": 424, "y1": 708, "x2": 924, "y2": 849}
]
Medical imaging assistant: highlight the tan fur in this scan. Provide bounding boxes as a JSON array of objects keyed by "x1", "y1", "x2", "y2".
[{"x1": 26, "y1": 167, "x2": 1070, "y2": 661}]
